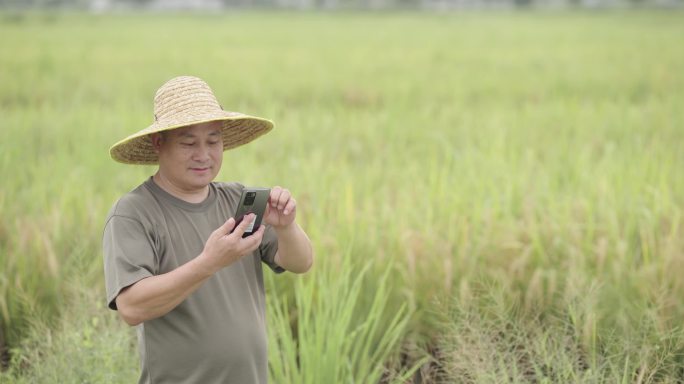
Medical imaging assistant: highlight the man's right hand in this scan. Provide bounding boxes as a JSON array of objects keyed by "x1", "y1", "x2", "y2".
[
  {"x1": 198, "y1": 214, "x2": 266, "y2": 275},
  {"x1": 115, "y1": 215, "x2": 265, "y2": 326}
]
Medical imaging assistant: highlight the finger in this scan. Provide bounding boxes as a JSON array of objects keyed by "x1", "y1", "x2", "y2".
[
  {"x1": 253, "y1": 225, "x2": 267, "y2": 244},
  {"x1": 250, "y1": 225, "x2": 266, "y2": 243},
  {"x1": 277, "y1": 189, "x2": 291, "y2": 210},
  {"x1": 231, "y1": 213, "x2": 254, "y2": 238},
  {"x1": 240, "y1": 225, "x2": 265, "y2": 252},
  {"x1": 218, "y1": 217, "x2": 236, "y2": 236},
  {"x1": 270, "y1": 186, "x2": 282, "y2": 207},
  {"x1": 283, "y1": 198, "x2": 296, "y2": 216}
]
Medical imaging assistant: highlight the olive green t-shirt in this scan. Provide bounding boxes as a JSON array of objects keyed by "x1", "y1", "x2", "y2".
[{"x1": 103, "y1": 177, "x2": 283, "y2": 384}]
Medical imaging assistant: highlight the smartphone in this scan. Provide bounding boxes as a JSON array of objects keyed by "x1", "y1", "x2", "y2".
[{"x1": 232, "y1": 187, "x2": 270, "y2": 238}]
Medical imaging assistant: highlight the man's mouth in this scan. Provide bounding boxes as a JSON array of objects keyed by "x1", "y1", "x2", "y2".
[{"x1": 190, "y1": 167, "x2": 211, "y2": 172}]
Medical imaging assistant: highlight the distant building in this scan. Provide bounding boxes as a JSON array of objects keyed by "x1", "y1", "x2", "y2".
[
  {"x1": 90, "y1": 0, "x2": 223, "y2": 12},
  {"x1": 147, "y1": 0, "x2": 223, "y2": 10}
]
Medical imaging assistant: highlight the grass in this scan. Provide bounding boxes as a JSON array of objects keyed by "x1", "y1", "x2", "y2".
[
  {"x1": 267, "y1": 254, "x2": 425, "y2": 383},
  {"x1": 1, "y1": 9, "x2": 684, "y2": 382}
]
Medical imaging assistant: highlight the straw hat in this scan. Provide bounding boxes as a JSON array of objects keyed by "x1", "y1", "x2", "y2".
[{"x1": 110, "y1": 76, "x2": 274, "y2": 165}]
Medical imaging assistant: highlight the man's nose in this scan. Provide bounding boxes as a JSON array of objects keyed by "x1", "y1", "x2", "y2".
[{"x1": 192, "y1": 144, "x2": 211, "y2": 162}]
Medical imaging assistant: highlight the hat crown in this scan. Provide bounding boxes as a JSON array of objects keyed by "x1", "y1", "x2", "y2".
[{"x1": 153, "y1": 76, "x2": 221, "y2": 123}]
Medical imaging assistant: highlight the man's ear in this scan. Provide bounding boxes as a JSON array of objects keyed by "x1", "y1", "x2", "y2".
[{"x1": 150, "y1": 133, "x2": 163, "y2": 153}]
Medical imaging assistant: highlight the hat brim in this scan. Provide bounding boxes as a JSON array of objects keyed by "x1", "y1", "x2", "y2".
[{"x1": 109, "y1": 112, "x2": 274, "y2": 165}]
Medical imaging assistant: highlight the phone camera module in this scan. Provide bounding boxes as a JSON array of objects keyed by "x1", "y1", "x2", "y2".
[{"x1": 245, "y1": 191, "x2": 256, "y2": 206}]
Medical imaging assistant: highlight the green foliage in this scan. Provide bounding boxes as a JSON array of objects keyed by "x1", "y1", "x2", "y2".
[
  {"x1": 0, "y1": 286, "x2": 138, "y2": 384},
  {"x1": 267, "y1": 255, "x2": 425, "y2": 383},
  {"x1": 438, "y1": 283, "x2": 684, "y2": 383}
]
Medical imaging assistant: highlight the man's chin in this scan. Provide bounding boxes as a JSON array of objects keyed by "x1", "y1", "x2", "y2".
[{"x1": 189, "y1": 171, "x2": 218, "y2": 185}]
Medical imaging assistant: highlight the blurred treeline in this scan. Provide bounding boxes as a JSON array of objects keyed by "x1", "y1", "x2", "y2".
[{"x1": 1, "y1": 0, "x2": 682, "y2": 10}]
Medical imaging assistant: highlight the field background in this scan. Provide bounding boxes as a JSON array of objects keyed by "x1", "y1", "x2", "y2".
[{"x1": 1, "y1": 10, "x2": 684, "y2": 383}]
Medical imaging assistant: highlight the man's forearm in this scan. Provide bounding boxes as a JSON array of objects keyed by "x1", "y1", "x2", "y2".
[
  {"x1": 116, "y1": 255, "x2": 214, "y2": 326},
  {"x1": 274, "y1": 222, "x2": 313, "y2": 273}
]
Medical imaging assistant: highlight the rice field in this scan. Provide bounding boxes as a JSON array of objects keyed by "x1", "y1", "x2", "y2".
[{"x1": 1, "y1": 10, "x2": 684, "y2": 383}]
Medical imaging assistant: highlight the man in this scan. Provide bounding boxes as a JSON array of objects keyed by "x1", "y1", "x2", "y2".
[{"x1": 103, "y1": 76, "x2": 313, "y2": 383}]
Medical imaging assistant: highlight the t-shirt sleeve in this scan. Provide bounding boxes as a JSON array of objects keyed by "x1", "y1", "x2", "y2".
[
  {"x1": 103, "y1": 215, "x2": 157, "y2": 310},
  {"x1": 259, "y1": 225, "x2": 284, "y2": 274}
]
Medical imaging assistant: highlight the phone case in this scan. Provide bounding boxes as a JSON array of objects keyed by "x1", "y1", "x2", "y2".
[{"x1": 233, "y1": 187, "x2": 270, "y2": 238}]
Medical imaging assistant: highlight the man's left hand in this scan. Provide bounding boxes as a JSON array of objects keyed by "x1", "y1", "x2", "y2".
[{"x1": 264, "y1": 186, "x2": 297, "y2": 229}]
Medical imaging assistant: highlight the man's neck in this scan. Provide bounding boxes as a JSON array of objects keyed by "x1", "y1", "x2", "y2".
[{"x1": 152, "y1": 172, "x2": 209, "y2": 204}]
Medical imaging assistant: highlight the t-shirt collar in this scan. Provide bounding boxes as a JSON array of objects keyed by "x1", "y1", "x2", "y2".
[{"x1": 144, "y1": 176, "x2": 217, "y2": 212}]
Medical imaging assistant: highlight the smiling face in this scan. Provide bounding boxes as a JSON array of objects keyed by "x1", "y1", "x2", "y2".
[{"x1": 151, "y1": 120, "x2": 224, "y2": 198}]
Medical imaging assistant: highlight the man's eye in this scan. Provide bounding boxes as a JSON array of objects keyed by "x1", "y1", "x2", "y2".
[{"x1": 209, "y1": 141, "x2": 220, "y2": 146}]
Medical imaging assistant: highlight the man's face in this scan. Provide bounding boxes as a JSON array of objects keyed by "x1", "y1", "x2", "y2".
[{"x1": 153, "y1": 121, "x2": 224, "y2": 192}]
